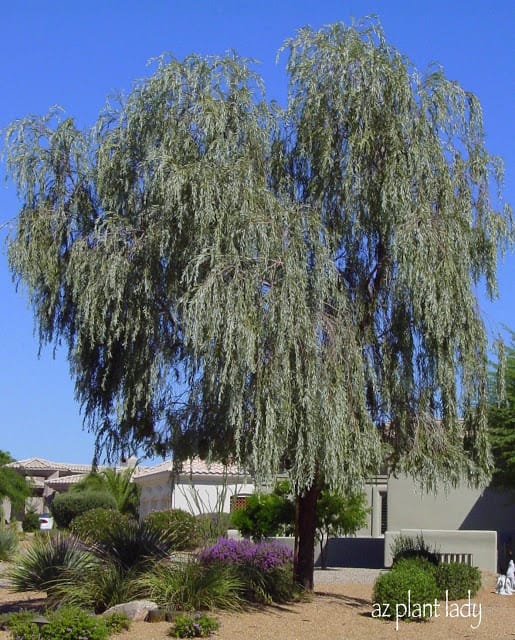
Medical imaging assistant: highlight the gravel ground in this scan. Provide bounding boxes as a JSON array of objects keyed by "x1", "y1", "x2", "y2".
[{"x1": 1, "y1": 562, "x2": 514, "y2": 640}]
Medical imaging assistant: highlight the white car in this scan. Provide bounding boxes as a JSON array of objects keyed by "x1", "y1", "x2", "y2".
[{"x1": 38, "y1": 514, "x2": 54, "y2": 530}]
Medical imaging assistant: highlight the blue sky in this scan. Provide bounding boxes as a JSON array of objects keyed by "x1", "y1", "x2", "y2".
[{"x1": 0, "y1": 1, "x2": 513, "y2": 464}]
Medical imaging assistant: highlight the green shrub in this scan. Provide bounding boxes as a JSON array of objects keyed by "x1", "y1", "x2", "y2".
[
  {"x1": 170, "y1": 612, "x2": 219, "y2": 638},
  {"x1": 3, "y1": 606, "x2": 119, "y2": 640},
  {"x1": 143, "y1": 509, "x2": 200, "y2": 551},
  {"x1": 22, "y1": 509, "x2": 40, "y2": 533},
  {"x1": 138, "y1": 559, "x2": 243, "y2": 612},
  {"x1": 70, "y1": 508, "x2": 134, "y2": 544},
  {"x1": 102, "y1": 611, "x2": 131, "y2": 634},
  {"x1": 50, "y1": 491, "x2": 117, "y2": 528},
  {"x1": 8, "y1": 532, "x2": 96, "y2": 595},
  {"x1": 0, "y1": 527, "x2": 18, "y2": 560},
  {"x1": 230, "y1": 493, "x2": 294, "y2": 541},
  {"x1": 391, "y1": 533, "x2": 439, "y2": 566},
  {"x1": 435, "y1": 562, "x2": 481, "y2": 600},
  {"x1": 373, "y1": 558, "x2": 439, "y2": 624}
]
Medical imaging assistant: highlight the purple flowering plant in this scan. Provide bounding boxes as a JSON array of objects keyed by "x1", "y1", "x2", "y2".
[
  {"x1": 198, "y1": 538, "x2": 296, "y2": 604},
  {"x1": 198, "y1": 537, "x2": 293, "y2": 572}
]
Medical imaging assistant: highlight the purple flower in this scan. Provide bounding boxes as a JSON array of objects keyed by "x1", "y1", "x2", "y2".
[{"x1": 198, "y1": 537, "x2": 293, "y2": 572}]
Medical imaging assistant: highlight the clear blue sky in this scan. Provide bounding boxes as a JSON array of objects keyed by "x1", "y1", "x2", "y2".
[{"x1": 0, "y1": 1, "x2": 513, "y2": 464}]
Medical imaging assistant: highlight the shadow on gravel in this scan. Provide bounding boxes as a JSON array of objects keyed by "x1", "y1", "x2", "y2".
[{"x1": 314, "y1": 591, "x2": 370, "y2": 608}]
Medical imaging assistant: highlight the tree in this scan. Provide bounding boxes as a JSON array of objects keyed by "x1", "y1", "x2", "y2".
[
  {"x1": 488, "y1": 333, "x2": 515, "y2": 488},
  {"x1": 4, "y1": 19, "x2": 512, "y2": 589},
  {"x1": 315, "y1": 491, "x2": 369, "y2": 570},
  {"x1": 71, "y1": 467, "x2": 140, "y2": 517},
  {"x1": 0, "y1": 450, "x2": 32, "y2": 519}
]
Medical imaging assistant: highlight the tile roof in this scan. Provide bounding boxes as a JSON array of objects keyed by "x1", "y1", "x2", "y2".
[
  {"x1": 45, "y1": 474, "x2": 89, "y2": 488},
  {"x1": 133, "y1": 457, "x2": 246, "y2": 480},
  {"x1": 5, "y1": 457, "x2": 95, "y2": 473}
]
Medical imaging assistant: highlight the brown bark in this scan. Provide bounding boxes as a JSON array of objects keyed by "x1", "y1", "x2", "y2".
[{"x1": 293, "y1": 481, "x2": 321, "y2": 591}]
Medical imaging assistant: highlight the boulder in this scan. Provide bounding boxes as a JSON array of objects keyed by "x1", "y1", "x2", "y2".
[{"x1": 102, "y1": 600, "x2": 159, "y2": 621}]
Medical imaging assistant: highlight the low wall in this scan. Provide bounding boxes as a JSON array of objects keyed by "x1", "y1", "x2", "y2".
[
  {"x1": 384, "y1": 529, "x2": 497, "y2": 572},
  {"x1": 232, "y1": 534, "x2": 385, "y2": 569},
  {"x1": 317, "y1": 537, "x2": 385, "y2": 568}
]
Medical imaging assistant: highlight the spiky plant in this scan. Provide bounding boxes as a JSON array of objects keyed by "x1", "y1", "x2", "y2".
[
  {"x1": 138, "y1": 559, "x2": 243, "y2": 612},
  {"x1": 8, "y1": 532, "x2": 97, "y2": 594}
]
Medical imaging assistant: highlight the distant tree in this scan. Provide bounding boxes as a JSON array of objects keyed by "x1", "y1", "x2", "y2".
[
  {"x1": 0, "y1": 450, "x2": 32, "y2": 519},
  {"x1": 4, "y1": 18, "x2": 512, "y2": 589},
  {"x1": 315, "y1": 490, "x2": 369, "y2": 569},
  {"x1": 488, "y1": 334, "x2": 515, "y2": 488},
  {"x1": 72, "y1": 467, "x2": 140, "y2": 517}
]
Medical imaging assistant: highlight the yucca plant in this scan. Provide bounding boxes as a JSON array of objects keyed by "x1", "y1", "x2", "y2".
[
  {"x1": 93, "y1": 519, "x2": 170, "y2": 571},
  {"x1": 138, "y1": 559, "x2": 243, "y2": 612},
  {"x1": 8, "y1": 532, "x2": 97, "y2": 594},
  {"x1": 0, "y1": 527, "x2": 18, "y2": 561}
]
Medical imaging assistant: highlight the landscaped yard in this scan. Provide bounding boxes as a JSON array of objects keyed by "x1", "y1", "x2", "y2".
[{"x1": 0, "y1": 566, "x2": 513, "y2": 640}]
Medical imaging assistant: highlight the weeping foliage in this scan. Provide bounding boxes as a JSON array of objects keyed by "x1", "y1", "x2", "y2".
[
  {"x1": 4, "y1": 19, "x2": 512, "y2": 496},
  {"x1": 488, "y1": 332, "x2": 515, "y2": 488}
]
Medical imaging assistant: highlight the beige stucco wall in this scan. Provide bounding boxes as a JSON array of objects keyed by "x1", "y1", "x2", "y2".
[
  {"x1": 387, "y1": 474, "x2": 515, "y2": 532},
  {"x1": 356, "y1": 477, "x2": 388, "y2": 537},
  {"x1": 384, "y1": 529, "x2": 497, "y2": 572}
]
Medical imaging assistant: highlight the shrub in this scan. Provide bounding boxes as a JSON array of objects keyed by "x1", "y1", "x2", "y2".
[
  {"x1": 8, "y1": 532, "x2": 96, "y2": 595},
  {"x1": 50, "y1": 491, "x2": 117, "y2": 528},
  {"x1": 102, "y1": 611, "x2": 131, "y2": 634},
  {"x1": 391, "y1": 533, "x2": 439, "y2": 566},
  {"x1": 22, "y1": 509, "x2": 40, "y2": 533},
  {"x1": 143, "y1": 509, "x2": 200, "y2": 551},
  {"x1": 199, "y1": 537, "x2": 295, "y2": 603},
  {"x1": 373, "y1": 558, "x2": 440, "y2": 623},
  {"x1": 170, "y1": 612, "x2": 219, "y2": 638},
  {"x1": 435, "y1": 562, "x2": 482, "y2": 600},
  {"x1": 230, "y1": 492, "x2": 294, "y2": 540},
  {"x1": 3, "y1": 606, "x2": 120, "y2": 640},
  {"x1": 138, "y1": 559, "x2": 243, "y2": 611},
  {"x1": 70, "y1": 508, "x2": 134, "y2": 544},
  {"x1": 0, "y1": 527, "x2": 18, "y2": 560}
]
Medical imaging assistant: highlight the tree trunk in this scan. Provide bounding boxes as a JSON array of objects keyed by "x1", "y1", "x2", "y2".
[{"x1": 293, "y1": 482, "x2": 321, "y2": 590}]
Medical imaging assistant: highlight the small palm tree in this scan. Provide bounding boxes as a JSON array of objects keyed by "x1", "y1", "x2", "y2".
[{"x1": 72, "y1": 467, "x2": 140, "y2": 517}]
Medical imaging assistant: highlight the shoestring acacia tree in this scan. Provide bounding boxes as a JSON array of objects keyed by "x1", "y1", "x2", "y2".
[{"x1": 4, "y1": 19, "x2": 512, "y2": 590}]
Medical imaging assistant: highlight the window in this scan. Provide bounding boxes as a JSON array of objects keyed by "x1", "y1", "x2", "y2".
[
  {"x1": 380, "y1": 491, "x2": 388, "y2": 534},
  {"x1": 230, "y1": 494, "x2": 250, "y2": 512}
]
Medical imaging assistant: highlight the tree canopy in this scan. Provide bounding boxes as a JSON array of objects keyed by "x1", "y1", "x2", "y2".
[
  {"x1": 488, "y1": 333, "x2": 515, "y2": 488},
  {"x1": 0, "y1": 450, "x2": 32, "y2": 515},
  {"x1": 4, "y1": 18, "x2": 512, "y2": 586}
]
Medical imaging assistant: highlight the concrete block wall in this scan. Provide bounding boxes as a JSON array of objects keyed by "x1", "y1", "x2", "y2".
[{"x1": 384, "y1": 529, "x2": 497, "y2": 572}]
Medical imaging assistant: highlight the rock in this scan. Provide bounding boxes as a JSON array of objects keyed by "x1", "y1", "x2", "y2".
[{"x1": 102, "y1": 600, "x2": 159, "y2": 621}]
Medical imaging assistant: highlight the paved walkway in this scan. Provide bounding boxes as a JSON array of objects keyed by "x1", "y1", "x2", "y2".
[{"x1": 314, "y1": 567, "x2": 385, "y2": 585}]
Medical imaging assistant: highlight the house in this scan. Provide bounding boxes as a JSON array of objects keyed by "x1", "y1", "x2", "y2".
[
  {"x1": 4, "y1": 457, "x2": 98, "y2": 518},
  {"x1": 133, "y1": 458, "x2": 255, "y2": 518}
]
